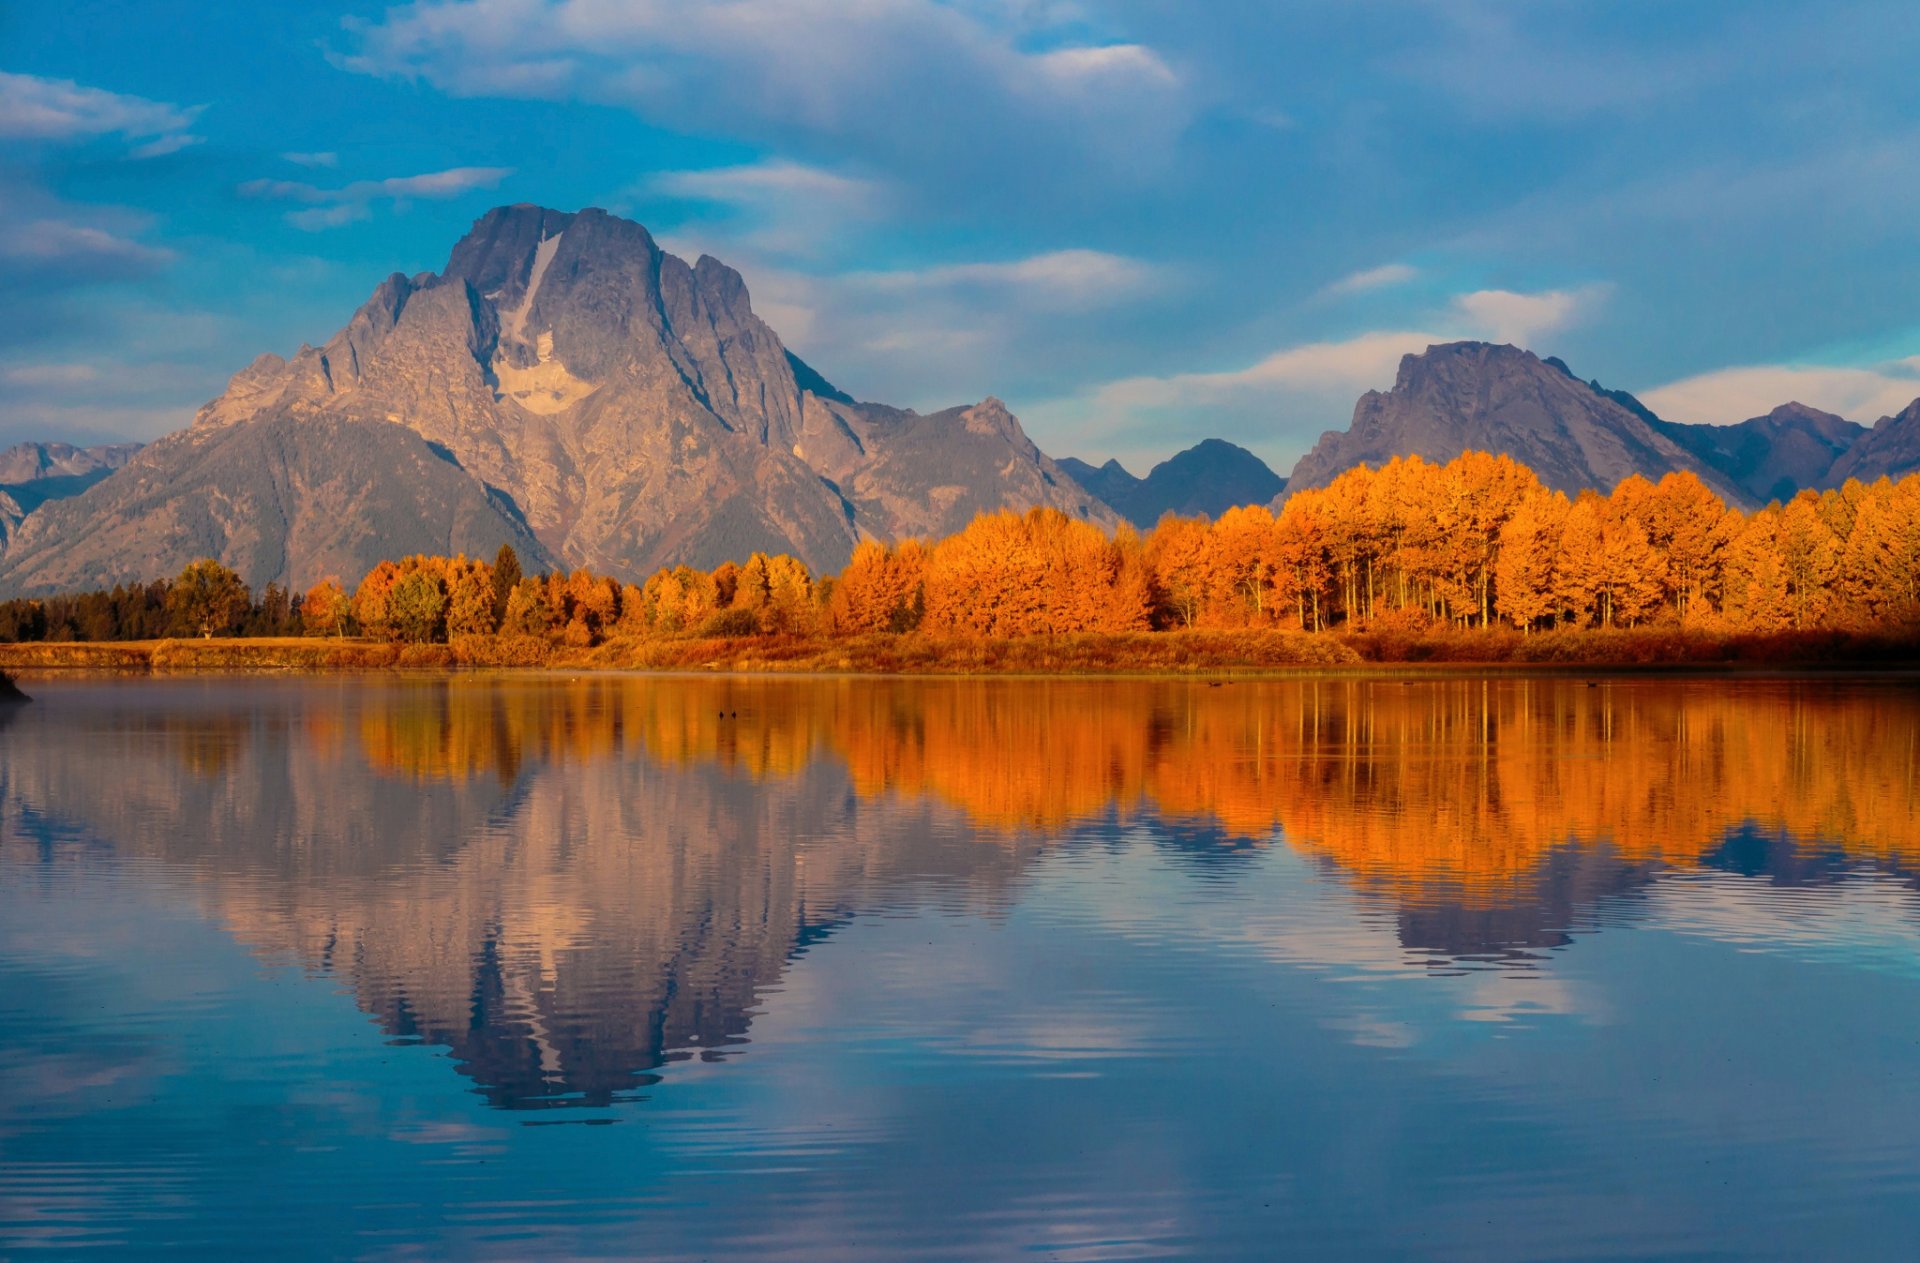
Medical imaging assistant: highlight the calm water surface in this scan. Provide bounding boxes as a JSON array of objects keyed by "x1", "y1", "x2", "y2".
[{"x1": 3, "y1": 674, "x2": 1919, "y2": 1259}]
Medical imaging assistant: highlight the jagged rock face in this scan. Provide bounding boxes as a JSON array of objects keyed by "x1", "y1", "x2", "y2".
[
  {"x1": 0, "y1": 415, "x2": 552, "y2": 595},
  {"x1": 0, "y1": 490, "x2": 21, "y2": 552},
  {"x1": 24, "y1": 202, "x2": 1111, "y2": 590},
  {"x1": 0, "y1": 439, "x2": 144, "y2": 519},
  {"x1": 1284, "y1": 342, "x2": 1749, "y2": 505},
  {"x1": 0, "y1": 440, "x2": 142, "y2": 485},
  {"x1": 1653, "y1": 402, "x2": 1866, "y2": 503},
  {"x1": 1825, "y1": 398, "x2": 1920, "y2": 486},
  {"x1": 1061, "y1": 438, "x2": 1285, "y2": 527}
]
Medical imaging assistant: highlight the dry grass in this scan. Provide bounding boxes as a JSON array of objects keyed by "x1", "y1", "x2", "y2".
[{"x1": 2, "y1": 625, "x2": 1914, "y2": 676}]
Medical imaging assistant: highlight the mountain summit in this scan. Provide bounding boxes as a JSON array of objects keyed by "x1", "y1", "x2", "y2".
[
  {"x1": 1284, "y1": 342, "x2": 1749, "y2": 504},
  {"x1": 0, "y1": 205, "x2": 1111, "y2": 593}
]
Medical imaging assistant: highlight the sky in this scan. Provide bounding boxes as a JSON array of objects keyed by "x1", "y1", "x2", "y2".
[{"x1": 5, "y1": 0, "x2": 1920, "y2": 475}]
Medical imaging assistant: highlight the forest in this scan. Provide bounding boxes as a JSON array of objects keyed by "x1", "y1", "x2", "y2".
[{"x1": 1, "y1": 451, "x2": 1917, "y2": 666}]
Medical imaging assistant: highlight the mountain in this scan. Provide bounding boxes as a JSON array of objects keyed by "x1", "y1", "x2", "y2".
[
  {"x1": 1647, "y1": 402, "x2": 1865, "y2": 504},
  {"x1": 0, "y1": 440, "x2": 143, "y2": 514},
  {"x1": 0, "y1": 416, "x2": 551, "y2": 596},
  {"x1": 0, "y1": 491, "x2": 21, "y2": 552},
  {"x1": 1824, "y1": 398, "x2": 1920, "y2": 486},
  {"x1": 1284, "y1": 342, "x2": 1750, "y2": 504},
  {"x1": 0, "y1": 204, "x2": 1111, "y2": 594},
  {"x1": 1060, "y1": 439, "x2": 1285, "y2": 527}
]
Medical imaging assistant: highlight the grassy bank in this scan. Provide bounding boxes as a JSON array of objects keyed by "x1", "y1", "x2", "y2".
[{"x1": 1, "y1": 626, "x2": 1915, "y2": 676}]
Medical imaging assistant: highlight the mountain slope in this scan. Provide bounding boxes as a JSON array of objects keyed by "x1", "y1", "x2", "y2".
[
  {"x1": 1061, "y1": 439, "x2": 1285, "y2": 526},
  {"x1": 1648, "y1": 402, "x2": 1865, "y2": 503},
  {"x1": 0, "y1": 416, "x2": 552, "y2": 595},
  {"x1": 1825, "y1": 398, "x2": 1920, "y2": 486},
  {"x1": 1284, "y1": 342, "x2": 1749, "y2": 504}
]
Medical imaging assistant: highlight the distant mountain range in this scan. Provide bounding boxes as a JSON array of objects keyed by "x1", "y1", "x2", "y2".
[
  {"x1": 1285, "y1": 341, "x2": 1919, "y2": 509},
  {"x1": 0, "y1": 440, "x2": 143, "y2": 550},
  {"x1": 1059, "y1": 438, "x2": 1285, "y2": 528},
  {"x1": 0, "y1": 205, "x2": 1916, "y2": 595}
]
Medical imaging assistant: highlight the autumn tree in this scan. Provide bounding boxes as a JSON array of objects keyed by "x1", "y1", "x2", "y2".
[
  {"x1": 830, "y1": 539, "x2": 926, "y2": 633},
  {"x1": 390, "y1": 570, "x2": 449, "y2": 642},
  {"x1": 303, "y1": 579, "x2": 351, "y2": 637},
  {"x1": 1145, "y1": 515, "x2": 1210, "y2": 629},
  {"x1": 445, "y1": 560, "x2": 499, "y2": 637},
  {"x1": 491, "y1": 544, "x2": 522, "y2": 622},
  {"x1": 167, "y1": 559, "x2": 250, "y2": 639},
  {"x1": 1493, "y1": 491, "x2": 1566, "y2": 631}
]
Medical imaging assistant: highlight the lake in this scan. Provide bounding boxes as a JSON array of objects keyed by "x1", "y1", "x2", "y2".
[{"x1": 3, "y1": 674, "x2": 1919, "y2": 1259}]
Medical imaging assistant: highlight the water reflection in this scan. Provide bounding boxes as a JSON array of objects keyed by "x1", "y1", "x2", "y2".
[{"x1": 2, "y1": 675, "x2": 1917, "y2": 1115}]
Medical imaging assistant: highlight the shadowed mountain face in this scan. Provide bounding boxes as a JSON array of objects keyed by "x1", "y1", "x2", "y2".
[
  {"x1": 0, "y1": 206, "x2": 1111, "y2": 593},
  {"x1": 1652, "y1": 402, "x2": 1866, "y2": 503},
  {"x1": 1827, "y1": 398, "x2": 1920, "y2": 486},
  {"x1": 1060, "y1": 438, "x2": 1285, "y2": 526},
  {"x1": 1284, "y1": 342, "x2": 1750, "y2": 504}
]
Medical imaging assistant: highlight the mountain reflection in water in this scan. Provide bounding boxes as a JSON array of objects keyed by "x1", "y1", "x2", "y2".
[{"x1": 2, "y1": 675, "x2": 1914, "y2": 1116}]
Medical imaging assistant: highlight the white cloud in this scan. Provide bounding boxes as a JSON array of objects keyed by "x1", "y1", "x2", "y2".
[
  {"x1": 0, "y1": 220, "x2": 172, "y2": 269},
  {"x1": 282, "y1": 151, "x2": 340, "y2": 168},
  {"x1": 851, "y1": 249, "x2": 1158, "y2": 310},
  {"x1": 1033, "y1": 42, "x2": 1176, "y2": 87},
  {"x1": 1449, "y1": 284, "x2": 1609, "y2": 346},
  {"x1": 1322, "y1": 263, "x2": 1418, "y2": 297},
  {"x1": 335, "y1": 0, "x2": 1191, "y2": 193},
  {"x1": 238, "y1": 165, "x2": 513, "y2": 230},
  {"x1": 127, "y1": 133, "x2": 203, "y2": 159},
  {"x1": 0, "y1": 71, "x2": 202, "y2": 155},
  {"x1": 1640, "y1": 359, "x2": 1920, "y2": 426},
  {"x1": 648, "y1": 159, "x2": 885, "y2": 256},
  {"x1": 657, "y1": 159, "x2": 879, "y2": 211},
  {"x1": 1093, "y1": 329, "x2": 1437, "y2": 412}
]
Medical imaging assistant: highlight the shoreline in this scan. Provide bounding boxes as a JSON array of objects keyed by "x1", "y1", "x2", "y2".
[{"x1": 2, "y1": 631, "x2": 1917, "y2": 680}]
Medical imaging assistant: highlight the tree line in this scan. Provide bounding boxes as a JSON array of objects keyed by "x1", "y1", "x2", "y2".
[{"x1": 2, "y1": 451, "x2": 1917, "y2": 645}]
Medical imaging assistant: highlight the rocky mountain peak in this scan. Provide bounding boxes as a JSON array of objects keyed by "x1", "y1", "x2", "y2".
[
  {"x1": 442, "y1": 204, "x2": 580, "y2": 296},
  {"x1": 1286, "y1": 341, "x2": 1748, "y2": 504},
  {"x1": 0, "y1": 204, "x2": 1114, "y2": 592}
]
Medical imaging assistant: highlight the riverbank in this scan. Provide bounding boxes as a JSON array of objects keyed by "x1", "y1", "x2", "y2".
[{"x1": 1, "y1": 626, "x2": 1915, "y2": 675}]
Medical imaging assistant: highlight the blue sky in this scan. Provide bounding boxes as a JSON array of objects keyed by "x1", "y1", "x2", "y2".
[{"x1": 5, "y1": 0, "x2": 1920, "y2": 473}]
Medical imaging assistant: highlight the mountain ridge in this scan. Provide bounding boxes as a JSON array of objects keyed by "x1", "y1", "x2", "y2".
[
  {"x1": 1061, "y1": 439, "x2": 1285, "y2": 527},
  {"x1": 1283, "y1": 341, "x2": 1753, "y2": 505},
  {"x1": 0, "y1": 205, "x2": 1113, "y2": 595}
]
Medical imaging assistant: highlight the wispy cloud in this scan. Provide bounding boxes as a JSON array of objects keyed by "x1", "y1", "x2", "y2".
[
  {"x1": 850, "y1": 250, "x2": 1159, "y2": 310},
  {"x1": 1093, "y1": 329, "x2": 1437, "y2": 413},
  {"x1": 0, "y1": 219, "x2": 172, "y2": 272},
  {"x1": 238, "y1": 165, "x2": 513, "y2": 230},
  {"x1": 1449, "y1": 284, "x2": 1609, "y2": 346},
  {"x1": 1, "y1": 362, "x2": 100, "y2": 387},
  {"x1": 656, "y1": 159, "x2": 879, "y2": 211},
  {"x1": 1641, "y1": 359, "x2": 1920, "y2": 426},
  {"x1": 0, "y1": 71, "x2": 202, "y2": 155},
  {"x1": 281, "y1": 150, "x2": 339, "y2": 168},
  {"x1": 334, "y1": 0, "x2": 1191, "y2": 201},
  {"x1": 1322, "y1": 263, "x2": 1418, "y2": 297},
  {"x1": 649, "y1": 159, "x2": 885, "y2": 256}
]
